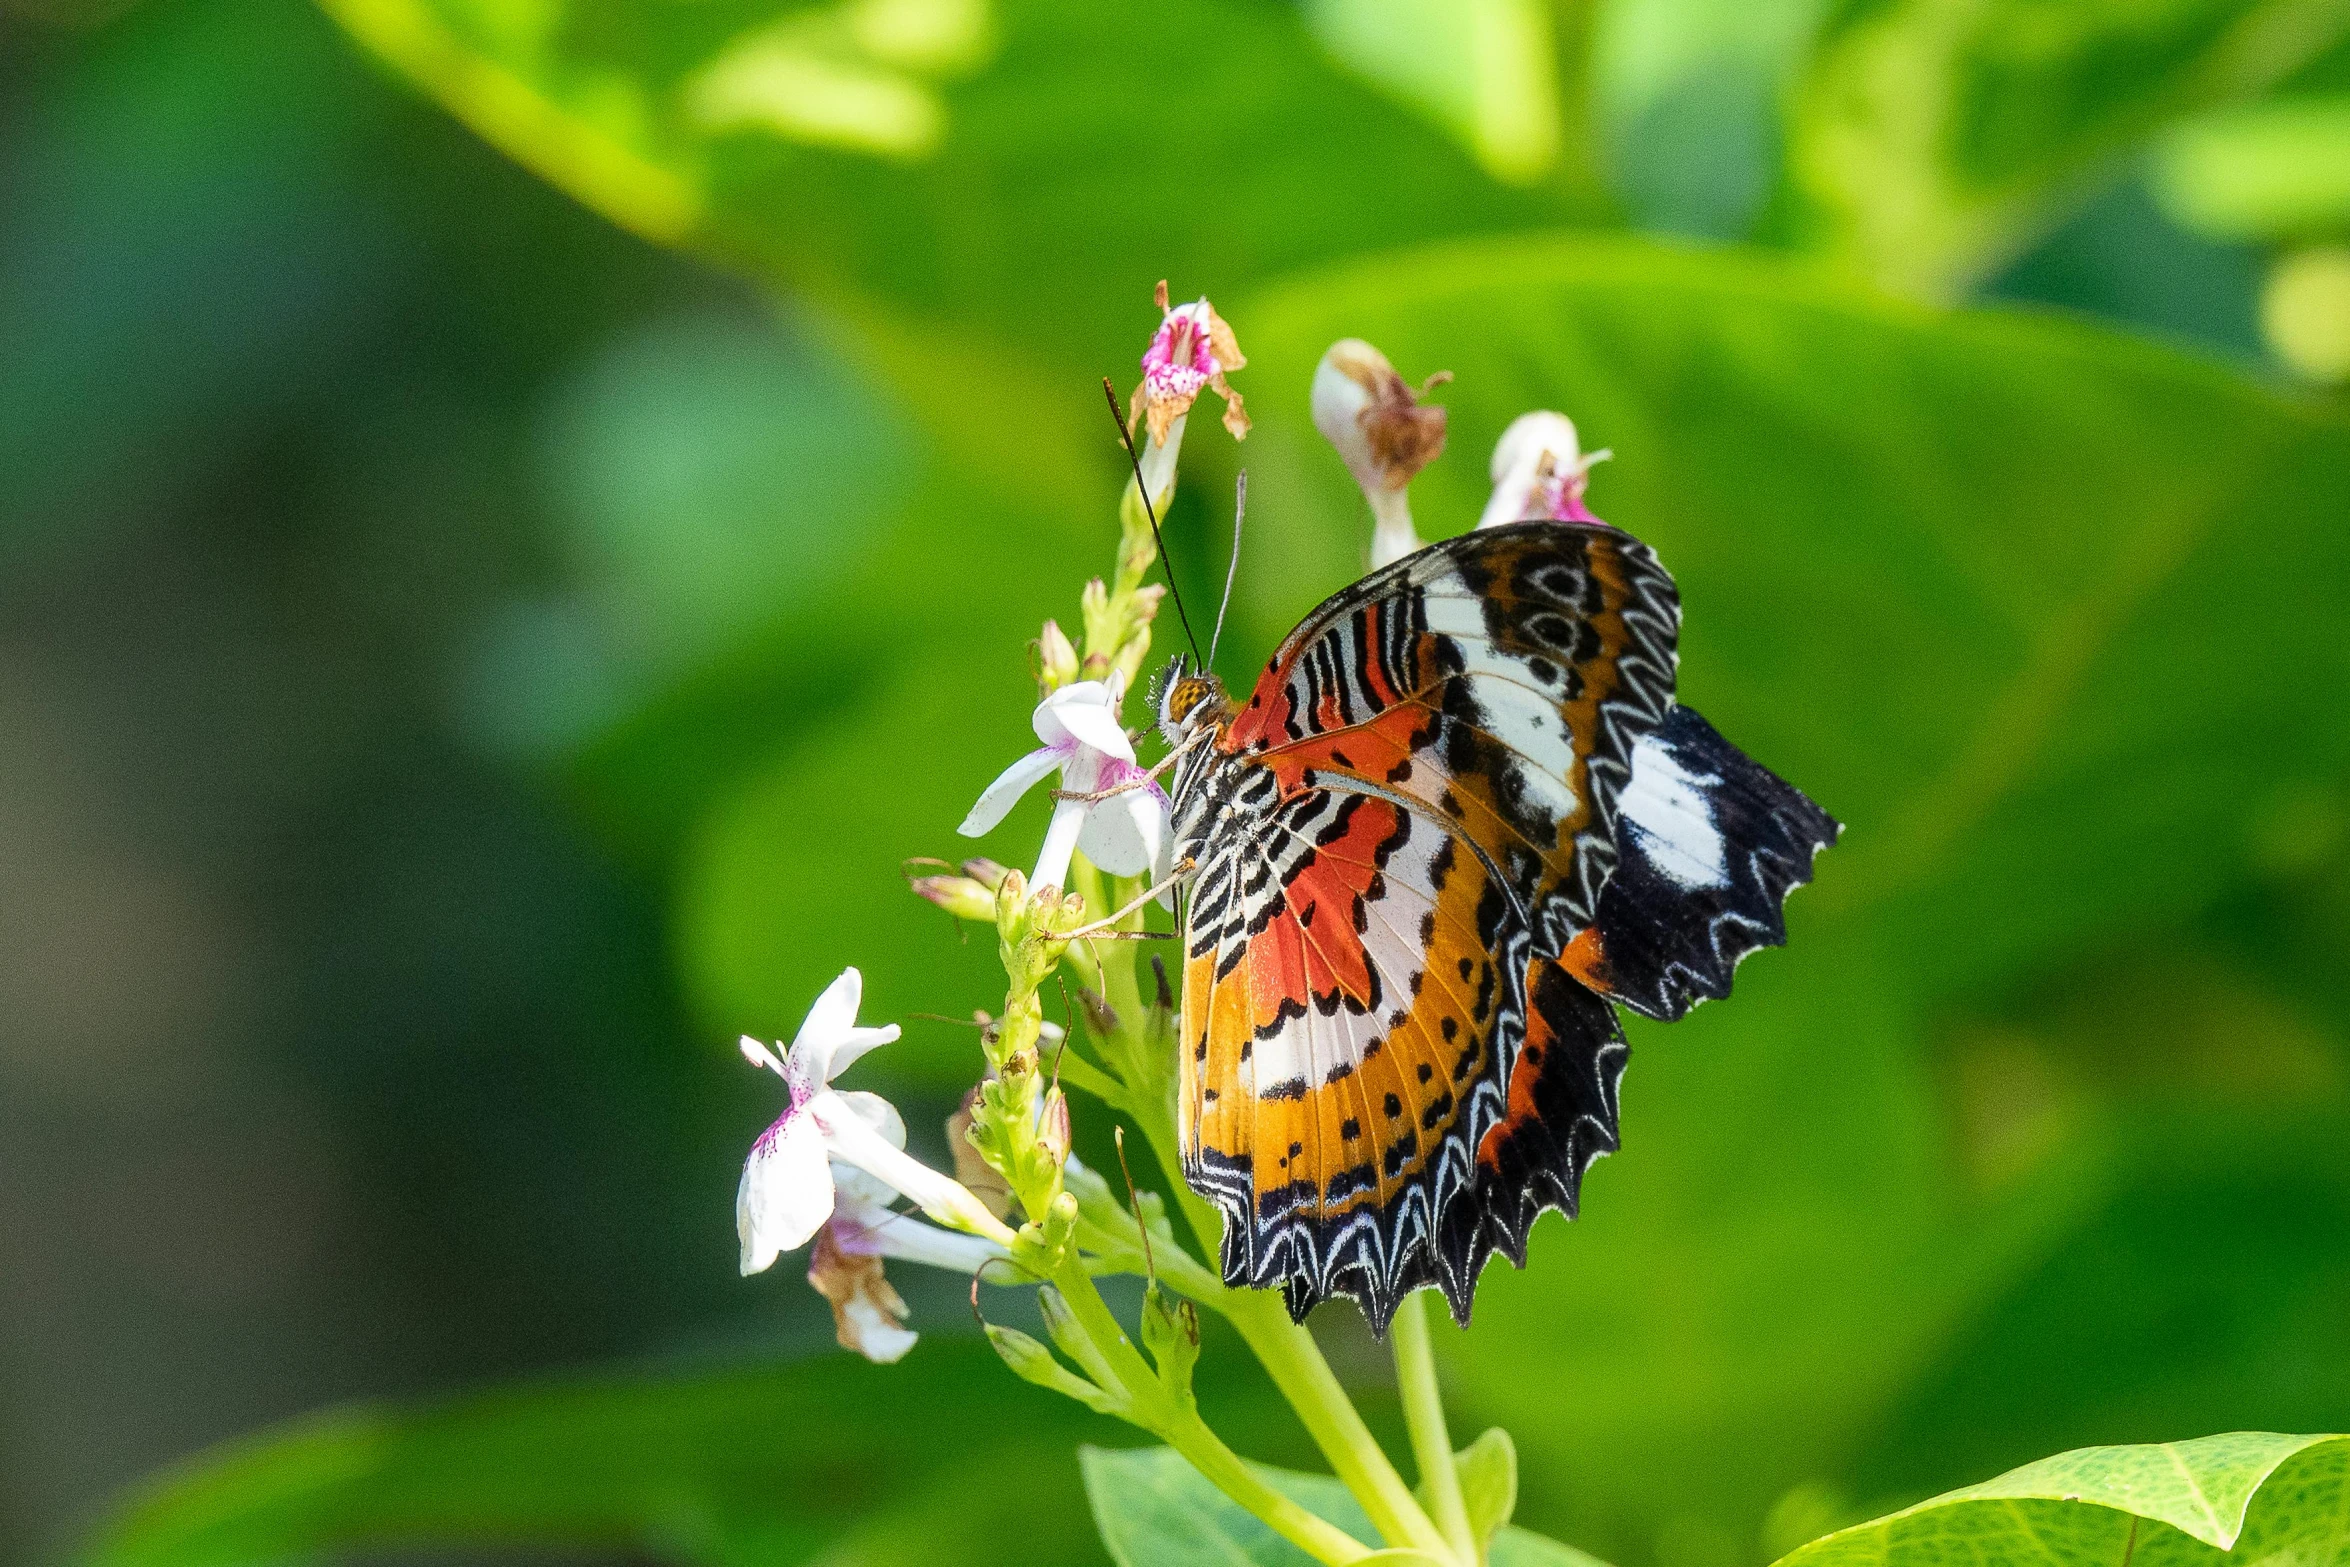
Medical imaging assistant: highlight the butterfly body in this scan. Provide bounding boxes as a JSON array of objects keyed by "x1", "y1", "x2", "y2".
[{"x1": 1156, "y1": 522, "x2": 1837, "y2": 1330}]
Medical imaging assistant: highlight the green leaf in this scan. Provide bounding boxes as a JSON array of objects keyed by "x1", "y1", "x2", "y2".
[
  {"x1": 1079, "y1": 1445, "x2": 1609, "y2": 1567},
  {"x1": 92, "y1": 1346, "x2": 1114, "y2": 1567},
  {"x1": 1785, "y1": 0, "x2": 2350, "y2": 297},
  {"x1": 314, "y1": 0, "x2": 1577, "y2": 359},
  {"x1": 1456, "y1": 1428, "x2": 1520, "y2": 1550},
  {"x1": 2155, "y1": 93, "x2": 2350, "y2": 238},
  {"x1": 1772, "y1": 1432, "x2": 2349, "y2": 1564},
  {"x1": 1300, "y1": 0, "x2": 1568, "y2": 187},
  {"x1": 1224, "y1": 233, "x2": 2350, "y2": 1551}
]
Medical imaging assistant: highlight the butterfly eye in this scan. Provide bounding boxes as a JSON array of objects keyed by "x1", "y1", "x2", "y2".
[{"x1": 1147, "y1": 657, "x2": 1185, "y2": 717}]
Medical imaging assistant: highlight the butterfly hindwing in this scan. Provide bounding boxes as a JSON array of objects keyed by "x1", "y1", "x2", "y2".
[
  {"x1": 1173, "y1": 523, "x2": 1680, "y2": 1326},
  {"x1": 1560, "y1": 705, "x2": 1842, "y2": 1021}
]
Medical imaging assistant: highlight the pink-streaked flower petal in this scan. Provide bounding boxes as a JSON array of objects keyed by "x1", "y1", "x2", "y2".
[
  {"x1": 826, "y1": 1025, "x2": 900, "y2": 1082},
  {"x1": 787, "y1": 967, "x2": 866, "y2": 1087},
  {"x1": 822, "y1": 1097, "x2": 995, "y2": 1233},
  {"x1": 959, "y1": 744, "x2": 1064, "y2": 838},
  {"x1": 832, "y1": 1160, "x2": 903, "y2": 1224},
  {"x1": 737, "y1": 1112, "x2": 833, "y2": 1274}
]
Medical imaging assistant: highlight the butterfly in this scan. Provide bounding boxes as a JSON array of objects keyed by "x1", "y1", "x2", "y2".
[{"x1": 1151, "y1": 520, "x2": 1839, "y2": 1331}]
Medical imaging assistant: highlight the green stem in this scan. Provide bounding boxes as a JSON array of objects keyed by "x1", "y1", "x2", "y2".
[
  {"x1": 1225, "y1": 1289, "x2": 1457, "y2": 1561},
  {"x1": 1161, "y1": 1409, "x2": 1374, "y2": 1567},
  {"x1": 1052, "y1": 1263, "x2": 1370, "y2": 1565},
  {"x1": 1393, "y1": 1291, "x2": 1476, "y2": 1564},
  {"x1": 1124, "y1": 1083, "x2": 1454, "y2": 1559}
]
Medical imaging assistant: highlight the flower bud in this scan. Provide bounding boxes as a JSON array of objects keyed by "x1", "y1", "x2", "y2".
[
  {"x1": 1037, "y1": 619, "x2": 1080, "y2": 691},
  {"x1": 1141, "y1": 1285, "x2": 1201, "y2": 1407},
  {"x1": 948, "y1": 1081, "x2": 1016, "y2": 1220},
  {"x1": 960, "y1": 857, "x2": 1011, "y2": 892},
  {"x1": 1477, "y1": 409, "x2": 1611, "y2": 529},
  {"x1": 908, "y1": 871, "x2": 998, "y2": 922},
  {"x1": 1312, "y1": 338, "x2": 1450, "y2": 569},
  {"x1": 987, "y1": 1322, "x2": 1124, "y2": 1416},
  {"x1": 1038, "y1": 1087, "x2": 1072, "y2": 1169}
]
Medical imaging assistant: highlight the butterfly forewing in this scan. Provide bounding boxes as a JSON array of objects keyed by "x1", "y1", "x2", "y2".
[{"x1": 1172, "y1": 523, "x2": 1680, "y2": 1327}]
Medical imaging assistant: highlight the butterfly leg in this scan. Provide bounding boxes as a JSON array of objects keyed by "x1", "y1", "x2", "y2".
[
  {"x1": 1052, "y1": 857, "x2": 1198, "y2": 940},
  {"x1": 1051, "y1": 728, "x2": 1212, "y2": 802}
]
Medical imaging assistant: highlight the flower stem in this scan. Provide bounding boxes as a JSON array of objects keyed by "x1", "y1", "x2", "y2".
[
  {"x1": 1058, "y1": 768, "x2": 1444, "y2": 1559},
  {"x1": 1050, "y1": 1261, "x2": 1370, "y2": 1565},
  {"x1": 1118, "y1": 1082, "x2": 1454, "y2": 1560},
  {"x1": 1224, "y1": 1288, "x2": 1457, "y2": 1560},
  {"x1": 1161, "y1": 1408, "x2": 1373, "y2": 1567},
  {"x1": 1392, "y1": 1290, "x2": 1476, "y2": 1564}
]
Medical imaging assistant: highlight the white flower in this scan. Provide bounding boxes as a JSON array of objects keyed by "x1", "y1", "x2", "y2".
[
  {"x1": 1311, "y1": 338, "x2": 1450, "y2": 570},
  {"x1": 1476, "y1": 410, "x2": 1611, "y2": 530},
  {"x1": 736, "y1": 967, "x2": 1010, "y2": 1276},
  {"x1": 958, "y1": 675, "x2": 1170, "y2": 892}
]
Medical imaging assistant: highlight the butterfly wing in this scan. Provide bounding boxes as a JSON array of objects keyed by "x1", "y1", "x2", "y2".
[
  {"x1": 1176, "y1": 522, "x2": 1678, "y2": 1326},
  {"x1": 1561, "y1": 704, "x2": 1842, "y2": 1021}
]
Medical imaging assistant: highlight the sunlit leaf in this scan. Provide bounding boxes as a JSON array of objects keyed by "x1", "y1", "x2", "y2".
[
  {"x1": 2155, "y1": 94, "x2": 2350, "y2": 238},
  {"x1": 313, "y1": 0, "x2": 1579, "y2": 361},
  {"x1": 1785, "y1": 0, "x2": 2350, "y2": 297},
  {"x1": 1300, "y1": 0, "x2": 1566, "y2": 187},
  {"x1": 1774, "y1": 1432, "x2": 2348, "y2": 1565}
]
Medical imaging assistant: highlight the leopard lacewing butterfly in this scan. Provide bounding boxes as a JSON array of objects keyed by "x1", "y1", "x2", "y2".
[{"x1": 1151, "y1": 520, "x2": 1838, "y2": 1330}]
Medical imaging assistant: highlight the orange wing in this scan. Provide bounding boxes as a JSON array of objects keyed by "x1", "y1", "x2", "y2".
[{"x1": 1172, "y1": 524, "x2": 1678, "y2": 1327}]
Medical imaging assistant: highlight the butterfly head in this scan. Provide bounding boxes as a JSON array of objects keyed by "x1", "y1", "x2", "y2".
[{"x1": 1150, "y1": 655, "x2": 1231, "y2": 747}]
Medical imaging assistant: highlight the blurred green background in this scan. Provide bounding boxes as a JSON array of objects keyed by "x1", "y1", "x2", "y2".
[{"x1": 3, "y1": 1, "x2": 2348, "y2": 1566}]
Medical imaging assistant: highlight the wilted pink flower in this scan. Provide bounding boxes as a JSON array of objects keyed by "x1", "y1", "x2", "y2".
[{"x1": 1131, "y1": 280, "x2": 1249, "y2": 448}]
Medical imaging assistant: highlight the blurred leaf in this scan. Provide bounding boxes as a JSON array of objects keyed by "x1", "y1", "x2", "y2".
[
  {"x1": 2261, "y1": 244, "x2": 2350, "y2": 382},
  {"x1": 460, "y1": 304, "x2": 920, "y2": 759},
  {"x1": 1300, "y1": 0, "x2": 1566, "y2": 187},
  {"x1": 1775, "y1": 1432, "x2": 2348, "y2": 1565},
  {"x1": 1852, "y1": 1105, "x2": 2350, "y2": 1507},
  {"x1": 92, "y1": 1345, "x2": 1117, "y2": 1567},
  {"x1": 1785, "y1": 0, "x2": 2350, "y2": 298},
  {"x1": 1224, "y1": 233, "x2": 2350, "y2": 1553},
  {"x1": 1591, "y1": 0, "x2": 1821, "y2": 237},
  {"x1": 1080, "y1": 1446, "x2": 1609, "y2": 1567},
  {"x1": 2156, "y1": 94, "x2": 2350, "y2": 239},
  {"x1": 672, "y1": 653, "x2": 1032, "y2": 1076},
  {"x1": 314, "y1": 0, "x2": 1579, "y2": 361}
]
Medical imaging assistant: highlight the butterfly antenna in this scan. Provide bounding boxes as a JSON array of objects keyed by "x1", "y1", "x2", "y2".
[
  {"x1": 1101, "y1": 377, "x2": 1202, "y2": 665},
  {"x1": 1208, "y1": 469, "x2": 1245, "y2": 669}
]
